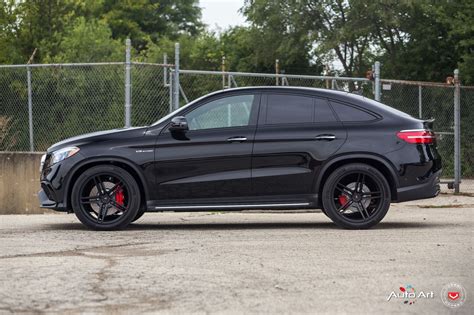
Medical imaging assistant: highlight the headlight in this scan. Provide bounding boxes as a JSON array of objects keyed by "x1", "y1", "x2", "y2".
[
  {"x1": 40, "y1": 154, "x2": 46, "y2": 172},
  {"x1": 50, "y1": 146, "x2": 80, "y2": 165}
]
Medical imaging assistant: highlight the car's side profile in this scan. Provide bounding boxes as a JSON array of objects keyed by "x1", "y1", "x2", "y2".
[{"x1": 39, "y1": 87, "x2": 442, "y2": 230}]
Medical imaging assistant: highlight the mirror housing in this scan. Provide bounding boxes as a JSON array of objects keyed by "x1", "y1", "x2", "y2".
[{"x1": 169, "y1": 116, "x2": 189, "y2": 132}]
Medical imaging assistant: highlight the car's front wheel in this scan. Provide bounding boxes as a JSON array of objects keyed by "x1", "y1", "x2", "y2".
[
  {"x1": 321, "y1": 163, "x2": 391, "y2": 229},
  {"x1": 71, "y1": 165, "x2": 141, "y2": 230}
]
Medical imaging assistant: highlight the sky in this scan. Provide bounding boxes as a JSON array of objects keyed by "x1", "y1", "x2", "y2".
[{"x1": 200, "y1": 0, "x2": 247, "y2": 31}]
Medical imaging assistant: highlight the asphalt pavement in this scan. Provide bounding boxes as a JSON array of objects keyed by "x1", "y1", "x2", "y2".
[{"x1": 0, "y1": 194, "x2": 472, "y2": 314}]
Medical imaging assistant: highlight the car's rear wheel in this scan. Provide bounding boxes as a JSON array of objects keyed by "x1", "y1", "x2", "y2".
[
  {"x1": 321, "y1": 163, "x2": 391, "y2": 229},
  {"x1": 71, "y1": 165, "x2": 141, "y2": 230}
]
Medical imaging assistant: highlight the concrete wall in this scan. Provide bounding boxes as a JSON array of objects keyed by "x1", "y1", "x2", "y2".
[{"x1": 0, "y1": 152, "x2": 54, "y2": 214}]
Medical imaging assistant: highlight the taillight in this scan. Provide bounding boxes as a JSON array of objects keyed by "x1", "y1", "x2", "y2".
[{"x1": 397, "y1": 129, "x2": 435, "y2": 144}]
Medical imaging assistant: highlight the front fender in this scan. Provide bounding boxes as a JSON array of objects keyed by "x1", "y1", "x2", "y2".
[{"x1": 63, "y1": 156, "x2": 150, "y2": 211}]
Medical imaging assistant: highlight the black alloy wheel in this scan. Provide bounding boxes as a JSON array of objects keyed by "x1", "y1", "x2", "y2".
[
  {"x1": 71, "y1": 165, "x2": 141, "y2": 230},
  {"x1": 322, "y1": 163, "x2": 391, "y2": 229}
]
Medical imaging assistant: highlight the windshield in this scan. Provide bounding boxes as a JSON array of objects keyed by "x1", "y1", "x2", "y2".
[{"x1": 151, "y1": 102, "x2": 192, "y2": 126}]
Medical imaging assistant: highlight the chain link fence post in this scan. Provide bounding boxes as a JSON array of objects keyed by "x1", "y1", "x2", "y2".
[
  {"x1": 454, "y1": 69, "x2": 461, "y2": 193},
  {"x1": 374, "y1": 61, "x2": 381, "y2": 101},
  {"x1": 163, "y1": 53, "x2": 174, "y2": 113},
  {"x1": 173, "y1": 43, "x2": 180, "y2": 110},
  {"x1": 124, "y1": 38, "x2": 132, "y2": 128},
  {"x1": 27, "y1": 66, "x2": 34, "y2": 151},
  {"x1": 275, "y1": 59, "x2": 280, "y2": 86},
  {"x1": 222, "y1": 56, "x2": 226, "y2": 89},
  {"x1": 418, "y1": 85, "x2": 422, "y2": 118}
]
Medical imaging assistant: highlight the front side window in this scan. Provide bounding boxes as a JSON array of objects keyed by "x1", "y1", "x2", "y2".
[
  {"x1": 265, "y1": 94, "x2": 314, "y2": 125},
  {"x1": 185, "y1": 95, "x2": 254, "y2": 131}
]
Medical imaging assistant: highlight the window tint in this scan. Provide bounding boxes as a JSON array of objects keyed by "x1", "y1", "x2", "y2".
[
  {"x1": 266, "y1": 94, "x2": 314, "y2": 124},
  {"x1": 185, "y1": 95, "x2": 254, "y2": 130},
  {"x1": 314, "y1": 98, "x2": 337, "y2": 122},
  {"x1": 330, "y1": 101, "x2": 377, "y2": 122}
]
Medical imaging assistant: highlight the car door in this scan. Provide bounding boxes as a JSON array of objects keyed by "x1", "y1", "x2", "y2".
[
  {"x1": 252, "y1": 92, "x2": 347, "y2": 197},
  {"x1": 153, "y1": 93, "x2": 260, "y2": 202}
]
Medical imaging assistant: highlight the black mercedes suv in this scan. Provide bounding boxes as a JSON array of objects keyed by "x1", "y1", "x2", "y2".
[{"x1": 39, "y1": 87, "x2": 441, "y2": 230}]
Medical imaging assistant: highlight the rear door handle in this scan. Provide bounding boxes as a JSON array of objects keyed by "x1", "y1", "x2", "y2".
[
  {"x1": 315, "y1": 134, "x2": 336, "y2": 141},
  {"x1": 227, "y1": 136, "x2": 248, "y2": 142}
]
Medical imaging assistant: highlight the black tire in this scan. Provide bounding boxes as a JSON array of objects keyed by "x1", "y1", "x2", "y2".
[
  {"x1": 71, "y1": 165, "x2": 141, "y2": 230},
  {"x1": 132, "y1": 208, "x2": 146, "y2": 223},
  {"x1": 321, "y1": 163, "x2": 391, "y2": 229}
]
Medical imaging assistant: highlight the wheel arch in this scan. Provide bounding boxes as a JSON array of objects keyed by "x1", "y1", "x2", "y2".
[
  {"x1": 64, "y1": 157, "x2": 149, "y2": 211},
  {"x1": 315, "y1": 153, "x2": 399, "y2": 206}
]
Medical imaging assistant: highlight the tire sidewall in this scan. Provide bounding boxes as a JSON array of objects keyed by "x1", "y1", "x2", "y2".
[
  {"x1": 71, "y1": 165, "x2": 141, "y2": 230},
  {"x1": 322, "y1": 163, "x2": 391, "y2": 229}
]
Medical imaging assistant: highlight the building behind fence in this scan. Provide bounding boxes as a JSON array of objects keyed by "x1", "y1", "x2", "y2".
[{"x1": 1, "y1": 42, "x2": 473, "y2": 193}]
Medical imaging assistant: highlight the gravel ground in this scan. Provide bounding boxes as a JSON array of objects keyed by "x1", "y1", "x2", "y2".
[{"x1": 0, "y1": 194, "x2": 472, "y2": 314}]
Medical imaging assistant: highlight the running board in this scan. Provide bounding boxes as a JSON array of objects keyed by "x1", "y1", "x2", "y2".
[{"x1": 151, "y1": 202, "x2": 311, "y2": 211}]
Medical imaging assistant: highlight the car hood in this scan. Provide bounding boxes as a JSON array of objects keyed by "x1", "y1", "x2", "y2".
[{"x1": 47, "y1": 126, "x2": 148, "y2": 153}]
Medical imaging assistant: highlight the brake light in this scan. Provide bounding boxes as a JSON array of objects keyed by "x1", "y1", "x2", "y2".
[{"x1": 397, "y1": 130, "x2": 435, "y2": 144}]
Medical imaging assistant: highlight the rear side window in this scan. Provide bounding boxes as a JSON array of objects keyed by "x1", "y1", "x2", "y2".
[
  {"x1": 330, "y1": 101, "x2": 378, "y2": 122},
  {"x1": 315, "y1": 98, "x2": 337, "y2": 122},
  {"x1": 266, "y1": 94, "x2": 314, "y2": 124}
]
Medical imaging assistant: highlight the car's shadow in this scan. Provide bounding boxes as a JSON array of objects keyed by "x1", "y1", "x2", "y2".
[{"x1": 44, "y1": 220, "x2": 452, "y2": 231}]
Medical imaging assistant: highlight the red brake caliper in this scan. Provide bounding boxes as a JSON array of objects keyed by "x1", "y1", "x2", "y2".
[
  {"x1": 338, "y1": 194, "x2": 348, "y2": 206},
  {"x1": 115, "y1": 186, "x2": 124, "y2": 206}
]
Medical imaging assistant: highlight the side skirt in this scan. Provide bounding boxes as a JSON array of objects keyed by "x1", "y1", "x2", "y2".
[{"x1": 146, "y1": 195, "x2": 318, "y2": 212}]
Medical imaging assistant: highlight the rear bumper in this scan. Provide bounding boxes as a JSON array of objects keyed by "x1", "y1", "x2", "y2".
[{"x1": 395, "y1": 169, "x2": 441, "y2": 203}]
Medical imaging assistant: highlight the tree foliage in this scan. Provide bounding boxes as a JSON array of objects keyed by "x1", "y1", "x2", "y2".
[
  {"x1": 0, "y1": 0, "x2": 202, "y2": 63},
  {"x1": 1, "y1": 0, "x2": 471, "y2": 83}
]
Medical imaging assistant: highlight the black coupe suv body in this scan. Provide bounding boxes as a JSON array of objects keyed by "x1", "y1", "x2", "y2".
[{"x1": 39, "y1": 87, "x2": 441, "y2": 230}]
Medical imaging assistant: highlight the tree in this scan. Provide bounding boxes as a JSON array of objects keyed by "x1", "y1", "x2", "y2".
[
  {"x1": 0, "y1": 0, "x2": 203, "y2": 64},
  {"x1": 100, "y1": 0, "x2": 203, "y2": 52},
  {"x1": 45, "y1": 17, "x2": 123, "y2": 63},
  {"x1": 241, "y1": 0, "x2": 471, "y2": 82},
  {"x1": 242, "y1": 0, "x2": 373, "y2": 76},
  {"x1": 431, "y1": 0, "x2": 474, "y2": 85}
]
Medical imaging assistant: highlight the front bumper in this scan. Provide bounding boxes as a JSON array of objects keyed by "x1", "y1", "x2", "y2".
[
  {"x1": 38, "y1": 152, "x2": 82, "y2": 212},
  {"x1": 395, "y1": 169, "x2": 441, "y2": 203},
  {"x1": 38, "y1": 188, "x2": 67, "y2": 211}
]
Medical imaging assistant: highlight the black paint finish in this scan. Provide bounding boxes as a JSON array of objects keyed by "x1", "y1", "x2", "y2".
[{"x1": 39, "y1": 87, "x2": 442, "y2": 212}]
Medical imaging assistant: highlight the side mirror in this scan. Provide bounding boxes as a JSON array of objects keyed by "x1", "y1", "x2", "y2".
[{"x1": 169, "y1": 116, "x2": 189, "y2": 132}]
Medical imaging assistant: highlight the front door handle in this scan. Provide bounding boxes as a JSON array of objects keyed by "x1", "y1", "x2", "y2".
[
  {"x1": 315, "y1": 134, "x2": 336, "y2": 141},
  {"x1": 227, "y1": 136, "x2": 248, "y2": 143}
]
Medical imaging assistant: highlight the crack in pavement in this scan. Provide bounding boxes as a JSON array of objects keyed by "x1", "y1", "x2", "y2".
[{"x1": 0, "y1": 241, "x2": 156, "y2": 260}]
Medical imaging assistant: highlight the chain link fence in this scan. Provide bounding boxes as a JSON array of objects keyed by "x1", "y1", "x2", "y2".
[
  {"x1": 0, "y1": 63, "x2": 170, "y2": 152},
  {"x1": 1, "y1": 58, "x2": 472, "y2": 193}
]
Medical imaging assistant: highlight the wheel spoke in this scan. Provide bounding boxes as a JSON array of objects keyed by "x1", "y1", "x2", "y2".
[
  {"x1": 335, "y1": 183, "x2": 353, "y2": 196},
  {"x1": 362, "y1": 191, "x2": 381, "y2": 199},
  {"x1": 81, "y1": 196, "x2": 100, "y2": 204},
  {"x1": 93, "y1": 176, "x2": 106, "y2": 195},
  {"x1": 110, "y1": 200, "x2": 127, "y2": 213},
  {"x1": 97, "y1": 204, "x2": 108, "y2": 223},
  {"x1": 354, "y1": 202, "x2": 365, "y2": 219},
  {"x1": 337, "y1": 199, "x2": 354, "y2": 213},
  {"x1": 355, "y1": 173, "x2": 365, "y2": 192},
  {"x1": 357, "y1": 201, "x2": 370, "y2": 219},
  {"x1": 107, "y1": 181, "x2": 123, "y2": 196}
]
